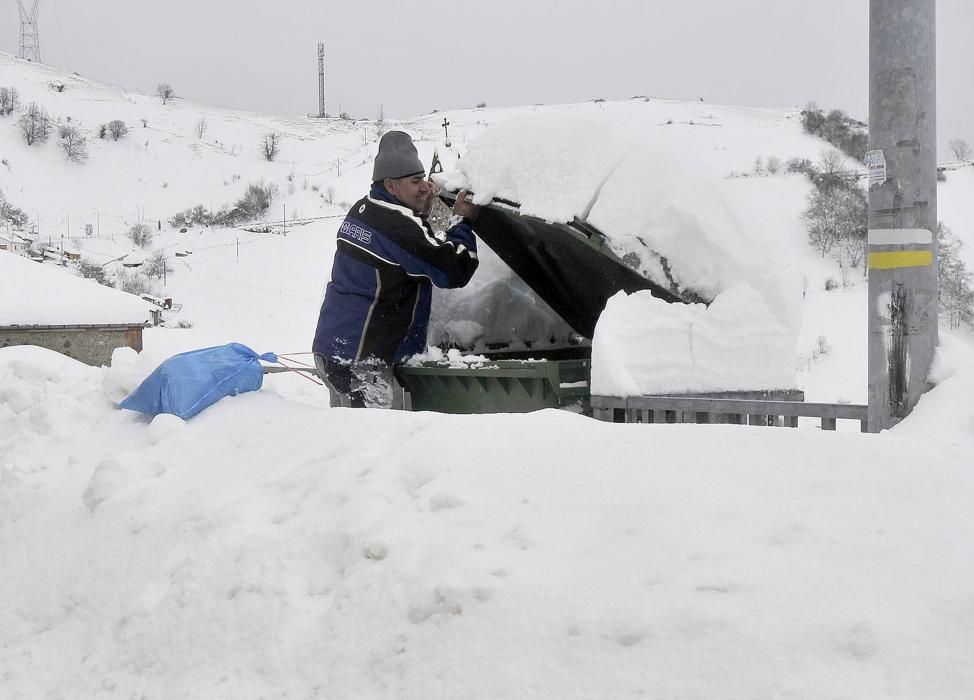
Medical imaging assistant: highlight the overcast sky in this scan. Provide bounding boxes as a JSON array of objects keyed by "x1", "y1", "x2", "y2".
[{"x1": 2, "y1": 0, "x2": 971, "y2": 155}]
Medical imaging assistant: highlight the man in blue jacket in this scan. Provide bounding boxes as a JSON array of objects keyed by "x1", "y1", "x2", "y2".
[{"x1": 312, "y1": 130, "x2": 480, "y2": 408}]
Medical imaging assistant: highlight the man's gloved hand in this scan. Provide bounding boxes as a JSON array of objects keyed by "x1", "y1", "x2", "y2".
[{"x1": 452, "y1": 190, "x2": 480, "y2": 222}]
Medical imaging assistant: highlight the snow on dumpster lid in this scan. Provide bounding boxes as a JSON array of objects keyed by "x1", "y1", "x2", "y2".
[
  {"x1": 436, "y1": 102, "x2": 809, "y2": 393},
  {"x1": 436, "y1": 103, "x2": 811, "y2": 331},
  {"x1": 0, "y1": 253, "x2": 153, "y2": 327}
]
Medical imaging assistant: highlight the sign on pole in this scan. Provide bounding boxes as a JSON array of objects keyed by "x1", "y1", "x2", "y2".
[{"x1": 864, "y1": 149, "x2": 887, "y2": 188}]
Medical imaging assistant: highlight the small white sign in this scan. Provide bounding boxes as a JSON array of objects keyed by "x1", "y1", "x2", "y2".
[
  {"x1": 864, "y1": 149, "x2": 887, "y2": 187},
  {"x1": 84, "y1": 223, "x2": 93, "y2": 236},
  {"x1": 868, "y1": 228, "x2": 933, "y2": 246}
]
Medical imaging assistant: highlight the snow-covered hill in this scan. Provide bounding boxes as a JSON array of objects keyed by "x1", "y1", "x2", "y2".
[
  {"x1": 2, "y1": 53, "x2": 974, "y2": 700},
  {"x1": 0, "y1": 51, "x2": 881, "y2": 399},
  {"x1": 0, "y1": 52, "x2": 370, "y2": 231}
]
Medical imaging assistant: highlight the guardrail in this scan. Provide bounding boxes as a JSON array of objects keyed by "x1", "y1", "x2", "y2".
[{"x1": 591, "y1": 395, "x2": 869, "y2": 432}]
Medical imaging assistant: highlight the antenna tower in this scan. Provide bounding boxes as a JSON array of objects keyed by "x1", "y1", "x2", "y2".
[
  {"x1": 317, "y1": 42, "x2": 326, "y2": 118},
  {"x1": 18, "y1": 1, "x2": 42, "y2": 63}
]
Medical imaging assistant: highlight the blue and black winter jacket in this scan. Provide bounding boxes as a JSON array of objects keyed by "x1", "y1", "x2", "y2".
[{"x1": 312, "y1": 184, "x2": 479, "y2": 364}]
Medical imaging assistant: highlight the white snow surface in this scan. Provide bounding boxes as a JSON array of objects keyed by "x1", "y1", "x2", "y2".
[
  {"x1": 592, "y1": 286, "x2": 798, "y2": 395},
  {"x1": 0, "y1": 251, "x2": 153, "y2": 326},
  {"x1": 3, "y1": 338, "x2": 974, "y2": 699},
  {"x1": 3, "y1": 56, "x2": 974, "y2": 698}
]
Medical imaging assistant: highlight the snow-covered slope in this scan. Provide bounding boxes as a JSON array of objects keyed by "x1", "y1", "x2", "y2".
[{"x1": 0, "y1": 52, "x2": 369, "y2": 229}]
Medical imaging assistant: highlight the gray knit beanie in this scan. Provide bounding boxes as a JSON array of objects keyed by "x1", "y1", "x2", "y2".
[{"x1": 372, "y1": 131, "x2": 425, "y2": 182}]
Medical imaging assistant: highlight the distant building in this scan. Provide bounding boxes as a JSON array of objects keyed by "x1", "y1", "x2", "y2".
[{"x1": 0, "y1": 233, "x2": 30, "y2": 257}]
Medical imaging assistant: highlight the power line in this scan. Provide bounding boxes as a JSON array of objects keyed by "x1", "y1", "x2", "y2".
[{"x1": 50, "y1": 0, "x2": 69, "y2": 67}]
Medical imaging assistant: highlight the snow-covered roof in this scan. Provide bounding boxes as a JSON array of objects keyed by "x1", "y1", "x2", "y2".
[{"x1": 0, "y1": 252, "x2": 152, "y2": 327}]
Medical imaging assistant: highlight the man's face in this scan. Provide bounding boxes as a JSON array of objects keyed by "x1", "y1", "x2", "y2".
[{"x1": 385, "y1": 174, "x2": 435, "y2": 216}]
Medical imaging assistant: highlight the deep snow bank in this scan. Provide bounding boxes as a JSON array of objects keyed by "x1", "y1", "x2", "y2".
[{"x1": 2, "y1": 342, "x2": 974, "y2": 699}]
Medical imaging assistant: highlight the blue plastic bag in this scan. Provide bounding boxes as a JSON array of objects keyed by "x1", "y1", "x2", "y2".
[{"x1": 119, "y1": 343, "x2": 278, "y2": 419}]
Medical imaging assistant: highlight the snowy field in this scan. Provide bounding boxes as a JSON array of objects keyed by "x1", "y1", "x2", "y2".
[
  {"x1": 3, "y1": 54, "x2": 974, "y2": 698},
  {"x1": 2, "y1": 338, "x2": 974, "y2": 699}
]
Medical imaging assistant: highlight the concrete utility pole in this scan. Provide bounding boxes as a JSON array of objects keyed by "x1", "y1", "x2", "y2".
[
  {"x1": 867, "y1": 0, "x2": 938, "y2": 432},
  {"x1": 317, "y1": 42, "x2": 326, "y2": 118},
  {"x1": 17, "y1": 1, "x2": 41, "y2": 63}
]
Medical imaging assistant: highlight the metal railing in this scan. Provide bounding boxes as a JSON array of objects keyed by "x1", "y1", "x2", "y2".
[{"x1": 591, "y1": 395, "x2": 869, "y2": 432}]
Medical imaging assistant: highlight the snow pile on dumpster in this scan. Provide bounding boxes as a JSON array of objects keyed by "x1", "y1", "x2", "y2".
[
  {"x1": 592, "y1": 285, "x2": 797, "y2": 395},
  {"x1": 439, "y1": 103, "x2": 818, "y2": 395}
]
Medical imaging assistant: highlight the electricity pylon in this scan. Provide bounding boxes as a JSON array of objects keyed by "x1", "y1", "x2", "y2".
[
  {"x1": 18, "y1": 1, "x2": 42, "y2": 63},
  {"x1": 317, "y1": 43, "x2": 326, "y2": 118}
]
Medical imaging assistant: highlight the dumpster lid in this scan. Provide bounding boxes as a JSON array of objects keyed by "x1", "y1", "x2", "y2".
[{"x1": 440, "y1": 191, "x2": 681, "y2": 339}]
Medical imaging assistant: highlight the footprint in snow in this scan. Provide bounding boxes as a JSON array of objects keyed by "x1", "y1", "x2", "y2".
[
  {"x1": 407, "y1": 588, "x2": 464, "y2": 624},
  {"x1": 363, "y1": 542, "x2": 388, "y2": 561},
  {"x1": 429, "y1": 492, "x2": 464, "y2": 512},
  {"x1": 843, "y1": 621, "x2": 878, "y2": 661},
  {"x1": 82, "y1": 455, "x2": 168, "y2": 512},
  {"x1": 614, "y1": 630, "x2": 644, "y2": 648}
]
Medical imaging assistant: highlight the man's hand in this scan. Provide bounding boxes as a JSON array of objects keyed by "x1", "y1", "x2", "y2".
[
  {"x1": 419, "y1": 179, "x2": 439, "y2": 219},
  {"x1": 453, "y1": 190, "x2": 480, "y2": 221}
]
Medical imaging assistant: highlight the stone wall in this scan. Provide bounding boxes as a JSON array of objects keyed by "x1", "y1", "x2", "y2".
[{"x1": 0, "y1": 325, "x2": 144, "y2": 367}]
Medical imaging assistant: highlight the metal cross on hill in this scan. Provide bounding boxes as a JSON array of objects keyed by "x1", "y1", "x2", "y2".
[{"x1": 441, "y1": 118, "x2": 450, "y2": 141}]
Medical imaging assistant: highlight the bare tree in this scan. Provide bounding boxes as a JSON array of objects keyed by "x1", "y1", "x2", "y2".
[
  {"x1": 261, "y1": 132, "x2": 280, "y2": 161},
  {"x1": 0, "y1": 87, "x2": 19, "y2": 116},
  {"x1": 817, "y1": 149, "x2": 844, "y2": 175},
  {"x1": 18, "y1": 102, "x2": 50, "y2": 145},
  {"x1": 76, "y1": 259, "x2": 109, "y2": 286},
  {"x1": 128, "y1": 222, "x2": 153, "y2": 248},
  {"x1": 0, "y1": 191, "x2": 29, "y2": 228},
  {"x1": 108, "y1": 119, "x2": 129, "y2": 141},
  {"x1": 803, "y1": 186, "x2": 865, "y2": 260},
  {"x1": 144, "y1": 251, "x2": 174, "y2": 280},
  {"x1": 937, "y1": 222, "x2": 974, "y2": 327},
  {"x1": 766, "y1": 155, "x2": 781, "y2": 175},
  {"x1": 157, "y1": 83, "x2": 175, "y2": 105},
  {"x1": 949, "y1": 138, "x2": 972, "y2": 162},
  {"x1": 116, "y1": 269, "x2": 156, "y2": 296},
  {"x1": 59, "y1": 125, "x2": 88, "y2": 163},
  {"x1": 195, "y1": 116, "x2": 207, "y2": 139},
  {"x1": 236, "y1": 180, "x2": 279, "y2": 219}
]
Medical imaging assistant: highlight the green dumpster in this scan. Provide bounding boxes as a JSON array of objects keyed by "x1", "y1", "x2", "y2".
[
  {"x1": 394, "y1": 192, "x2": 686, "y2": 415},
  {"x1": 397, "y1": 358, "x2": 590, "y2": 414}
]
